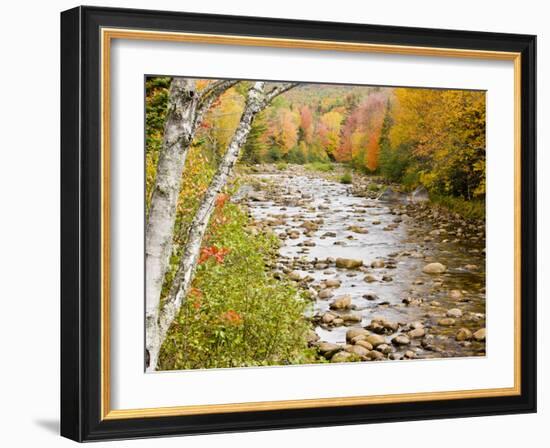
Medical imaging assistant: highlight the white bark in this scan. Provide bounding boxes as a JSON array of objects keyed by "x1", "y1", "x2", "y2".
[
  {"x1": 148, "y1": 82, "x2": 297, "y2": 370},
  {"x1": 145, "y1": 78, "x2": 238, "y2": 370}
]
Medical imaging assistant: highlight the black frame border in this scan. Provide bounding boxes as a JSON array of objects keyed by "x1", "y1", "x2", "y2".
[{"x1": 61, "y1": 5, "x2": 536, "y2": 442}]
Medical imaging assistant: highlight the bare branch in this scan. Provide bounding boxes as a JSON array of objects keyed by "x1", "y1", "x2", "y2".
[
  {"x1": 198, "y1": 80, "x2": 240, "y2": 107},
  {"x1": 263, "y1": 82, "x2": 299, "y2": 105}
]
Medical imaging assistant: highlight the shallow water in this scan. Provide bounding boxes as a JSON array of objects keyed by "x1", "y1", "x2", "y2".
[{"x1": 244, "y1": 170, "x2": 486, "y2": 359}]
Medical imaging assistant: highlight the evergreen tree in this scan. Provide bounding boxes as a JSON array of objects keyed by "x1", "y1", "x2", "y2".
[{"x1": 241, "y1": 111, "x2": 267, "y2": 164}]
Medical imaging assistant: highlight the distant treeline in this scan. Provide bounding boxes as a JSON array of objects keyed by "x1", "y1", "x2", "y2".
[{"x1": 146, "y1": 78, "x2": 485, "y2": 200}]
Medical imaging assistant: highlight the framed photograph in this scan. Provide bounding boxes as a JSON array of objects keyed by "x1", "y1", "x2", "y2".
[{"x1": 60, "y1": 6, "x2": 536, "y2": 441}]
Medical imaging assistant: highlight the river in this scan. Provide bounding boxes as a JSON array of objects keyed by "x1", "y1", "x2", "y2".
[{"x1": 241, "y1": 165, "x2": 486, "y2": 362}]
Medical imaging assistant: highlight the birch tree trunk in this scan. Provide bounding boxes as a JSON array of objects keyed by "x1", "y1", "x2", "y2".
[
  {"x1": 148, "y1": 81, "x2": 296, "y2": 370},
  {"x1": 145, "y1": 78, "x2": 238, "y2": 370}
]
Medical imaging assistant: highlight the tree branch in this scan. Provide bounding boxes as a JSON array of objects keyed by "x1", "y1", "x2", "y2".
[{"x1": 263, "y1": 82, "x2": 299, "y2": 106}]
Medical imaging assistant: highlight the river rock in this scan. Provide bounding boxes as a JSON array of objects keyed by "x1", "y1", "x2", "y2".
[
  {"x1": 366, "y1": 350, "x2": 385, "y2": 361},
  {"x1": 371, "y1": 259, "x2": 385, "y2": 268},
  {"x1": 392, "y1": 335, "x2": 410, "y2": 345},
  {"x1": 407, "y1": 327, "x2": 426, "y2": 339},
  {"x1": 318, "y1": 289, "x2": 334, "y2": 300},
  {"x1": 288, "y1": 271, "x2": 302, "y2": 281},
  {"x1": 348, "y1": 345, "x2": 369, "y2": 357},
  {"x1": 336, "y1": 258, "x2": 363, "y2": 269},
  {"x1": 355, "y1": 340, "x2": 374, "y2": 350},
  {"x1": 365, "y1": 334, "x2": 386, "y2": 348},
  {"x1": 348, "y1": 225, "x2": 369, "y2": 234},
  {"x1": 346, "y1": 328, "x2": 370, "y2": 342},
  {"x1": 318, "y1": 342, "x2": 342, "y2": 359},
  {"x1": 363, "y1": 274, "x2": 377, "y2": 283},
  {"x1": 329, "y1": 295, "x2": 352, "y2": 310},
  {"x1": 367, "y1": 318, "x2": 398, "y2": 334},
  {"x1": 449, "y1": 289, "x2": 463, "y2": 299},
  {"x1": 363, "y1": 293, "x2": 379, "y2": 300},
  {"x1": 446, "y1": 308, "x2": 463, "y2": 318},
  {"x1": 473, "y1": 328, "x2": 486, "y2": 342},
  {"x1": 365, "y1": 321, "x2": 384, "y2": 334},
  {"x1": 322, "y1": 312, "x2": 336, "y2": 324},
  {"x1": 376, "y1": 343, "x2": 393, "y2": 354},
  {"x1": 342, "y1": 312, "x2": 362, "y2": 323},
  {"x1": 456, "y1": 328, "x2": 473, "y2": 341},
  {"x1": 438, "y1": 318, "x2": 456, "y2": 326},
  {"x1": 422, "y1": 262, "x2": 447, "y2": 274},
  {"x1": 324, "y1": 278, "x2": 341, "y2": 288}
]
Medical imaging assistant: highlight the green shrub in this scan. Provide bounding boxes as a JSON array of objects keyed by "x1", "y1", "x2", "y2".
[
  {"x1": 366, "y1": 183, "x2": 381, "y2": 192},
  {"x1": 430, "y1": 194, "x2": 485, "y2": 221},
  {"x1": 379, "y1": 142, "x2": 412, "y2": 182},
  {"x1": 276, "y1": 161, "x2": 288, "y2": 171},
  {"x1": 286, "y1": 146, "x2": 306, "y2": 164},
  {"x1": 339, "y1": 172, "x2": 353, "y2": 184},
  {"x1": 305, "y1": 161, "x2": 334, "y2": 173},
  {"x1": 267, "y1": 146, "x2": 283, "y2": 162},
  {"x1": 158, "y1": 202, "x2": 314, "y2": 370}
]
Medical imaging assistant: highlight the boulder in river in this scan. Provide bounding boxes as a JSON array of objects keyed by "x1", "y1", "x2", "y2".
[
  {"x1": 438, "y1": 318, "x2": 456, "y2": 326},
  {"x1": 363, "y1": 274, "x2": 377, "y2": 283},
  {"x1": 300, "y1": 220, "x2": 319, "y2": 232},
  {"x1": 422, "y1": 262, "x2": 447, "y2": 274},
  {"x1": 392, "y1": 335, "x2": 411, "y2": 345},
  {"x1": 348, "y1": 344, "x2": 369, "y2": 357},
  {"x1": 318, "y1": 342, "x2": 342, "y2": 359},
  {"x1": 329, "y1": 295, "x2": 352, "y2": 310},
  {"x1": 365, "y1": 334, "x2": 386, "y2": 348},
  {"x1": 348, "y1": 225, "x2": 369, "y2": 234},
  {"x1": 324, "y1": 278, "x2": 341, "y2": 288},
  {"x1": 377, "y1": 187, "x2": 406, "y2": 202},
  {"x1": 410, "y1": 185, "x2": 429, "y2": 203},
  {"x1": 456, "y1": 328, "x2": 473, "y2": 341},
  {"x1": 366, "y1": 350, "x2": 385, "y2": 361},
  {"x1": 449, "y1": 289, "x2": 463, "y2": 299},
  {"x1": 342, "y1": 312, "x2": 362, "y2": 323},
  {"x1": 355, "y1": 340, "x2": 374, "y2": 350},
  {"x1": 336, "y1": 258, "x2": 363, "y2": 269},
  {"x1": 318, "y1": 289, "x2": 334, "y2": 300},
  {"x1": 446, "y1": 308, "x2": 463, "y2": 318},
  {"x1": 346, "y1": 327, "x2": 369, "y2": 342},
  {"x1": 407, "y1": 327, "x2": 426, "y2": 339}
]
